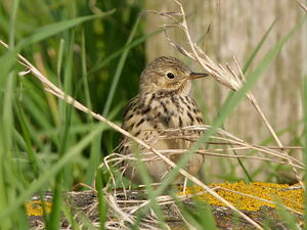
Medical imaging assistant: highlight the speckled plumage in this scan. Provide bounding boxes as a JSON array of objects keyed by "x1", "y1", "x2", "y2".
[{"x1": 119, "y1": 56, "x2": 207, "y2": 183}]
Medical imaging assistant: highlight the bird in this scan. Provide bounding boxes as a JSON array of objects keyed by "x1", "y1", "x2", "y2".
[{"x1": 118, "y1": 56, "x2": 208, "y2": 184}]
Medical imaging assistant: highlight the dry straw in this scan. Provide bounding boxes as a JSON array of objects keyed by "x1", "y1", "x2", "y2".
[
  {"x1": 297, "y1": 0, "x2": 307, "y2": 12},
  {"x1": 161, "y1": 0, "x2": 302, "y2": 185},
  {"x1": 0, "y1": 1, "x2": 304, "y2": 228},
  {"x1": 0, "y1": 39, "x2": 265, "y2": 229}
]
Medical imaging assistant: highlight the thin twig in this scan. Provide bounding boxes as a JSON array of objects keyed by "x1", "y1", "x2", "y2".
[
  {"x1": 296, "y1": 0, "x2": 307, "y2": 12},
  {"x1": 170, "y1": 0, "x2": 302, "y2": 185},
  {"x1": 0, "y1": 39, "x2": 263, "y2": 229}
]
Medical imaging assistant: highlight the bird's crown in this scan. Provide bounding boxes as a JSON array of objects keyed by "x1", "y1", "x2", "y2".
[{"x1": 139, "y1": 56, "x2": 207, "y2": 95}]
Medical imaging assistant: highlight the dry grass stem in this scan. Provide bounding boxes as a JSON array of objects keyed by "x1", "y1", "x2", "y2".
[
  {"x1": 0, "y1": 39, "x2": 264, "y2": 229},
  {"x1": 166, "y1": 0, "x2": 302, "y2": 185},
  {"x1": 2, "y1": 0, "x2": 300, "y2": 226},
  {"x1": 128, "y1": 150, "x2": 302, "y2": 169},
  {"x1": 296, "y1": 0, "x2": 307, "y2": 12},
  {"x1": 2, "y1": 1, "x2": 304, "y2": 224}
]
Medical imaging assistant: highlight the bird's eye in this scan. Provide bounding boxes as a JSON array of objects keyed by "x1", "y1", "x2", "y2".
[{"x1": 166, "y1": 72, "x2": 175, "y2": 79}]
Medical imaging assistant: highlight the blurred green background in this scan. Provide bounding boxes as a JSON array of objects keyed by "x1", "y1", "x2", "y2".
[
  {"x1": 0, "y1": 0, "x2": 148, "y2": 188},
  {"x1": 0, "y1": 1, "x2": 152, "y2": 227}
]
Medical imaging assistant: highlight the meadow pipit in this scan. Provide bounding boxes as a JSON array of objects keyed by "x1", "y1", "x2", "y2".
[{"x1": 119, "y1": 56, "x2": 208, "y2": 184}]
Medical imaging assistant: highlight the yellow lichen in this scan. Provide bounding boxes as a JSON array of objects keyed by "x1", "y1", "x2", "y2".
[
  {"x1": 25, "y1": 200, "x2": 52, "y2": 216},
  {"x1": 178, "y1": 182, "x2": 303, "y2": 212}
]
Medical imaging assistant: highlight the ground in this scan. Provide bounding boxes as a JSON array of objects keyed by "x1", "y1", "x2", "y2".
[{"x1": 26, "y1": 182, "x2": 303, "y2": 229}]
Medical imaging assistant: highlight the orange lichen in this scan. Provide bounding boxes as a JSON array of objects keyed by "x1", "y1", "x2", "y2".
[
  {"x1": 25, "y1": 200, "x2": 52, "y2": 216},
  {"x1": 178, "y1": 182, "x2": 303, "y2": 212}
]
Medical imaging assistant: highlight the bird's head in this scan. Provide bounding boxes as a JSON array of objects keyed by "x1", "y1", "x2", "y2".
[{"x1": 139, "y1": 56, "x2": 208, "y2": 95}]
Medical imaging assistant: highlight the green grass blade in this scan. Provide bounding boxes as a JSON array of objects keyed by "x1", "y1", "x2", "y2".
[
  {"x1": 178, "y1": 200, "x2": 217, "y2": 230},
  {"x1": 80, "y1": 29, "x2": 101, "y2": 185},
  {"x1": 37, "y1": 123, "x2": 109, "y2": 137},
  {"x1": 0, "y1": 71, "x2": 16, "y2": 230},
  {"x1": 303, "y1": 62, "x2": 307, "y2": 228},
  {"x1": 132, "y1": 150, "x2": 168, "y2": 230},
  {"x1": 154, "y1": 15, "x2": 306, "y2": 197},
  {"x1": 0, "y1": 50, "x2": 17, "y2": 87},
  {"x1": 17, "y1": 10, "x2": 115, "y2": 49},
  {"x1": 0, "y1": 124, "x2": 106, "y2": 221},
  {"x1": 102, "y1": 15, "x2": 141, "y2": 116},
  {"x1": 95, "y1": 168, "x2": 107, "y2": 230},
  {"x1": 57, "y1": 39, "x2": 65, "y2": 83},
  {"x1": 61, "y1": 204, "x2": 79, "y2": 230},
  {"x1": 275, "y1": 200, "x2": 299, "y2": 230},
  {"x1": 243, "y1": 19, "x2": 276, "y2": 73},
  {"x1": 195, "y1": 202, "x2": 217, "y2": 230},
  {"x1": 15, "y1": 105, "x2": 41, "y2": 177},
  {"x1": 226, "y1": 18, "x2": 287, "y2": 183},
  {"x1": 89, "y1": 29, "x2": 162, "y2": 74},
  {"x1": 59, "y1": 30, "x2": 74, "y2": 189},
  {"x1": 48, "y1": 177, "x2": 63, "y2": 230},
  {"x1": 81, "y1": 30, "x2": 92, "y2": 110},
  {"x1": 8, "y1": 0, "x2": 19, "y2": 47}
]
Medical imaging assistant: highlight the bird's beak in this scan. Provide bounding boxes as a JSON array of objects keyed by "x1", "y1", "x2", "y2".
[{"x1": 188, "y1": 72, "x2": 209, "y2": 80}]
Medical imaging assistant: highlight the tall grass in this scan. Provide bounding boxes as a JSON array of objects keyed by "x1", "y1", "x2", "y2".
[
  {"x1": 0, "y1": 0, "x2": 148, "y2": 229},
  {"x1": 0, "y1": 0, "x2": 305, "y2": 229}
]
